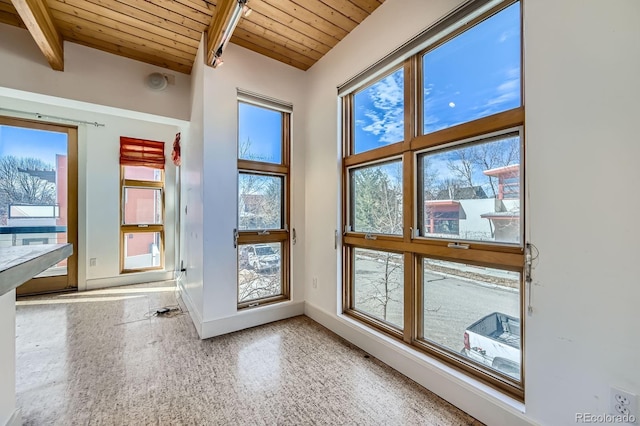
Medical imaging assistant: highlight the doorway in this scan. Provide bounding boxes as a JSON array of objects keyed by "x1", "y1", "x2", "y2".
[{"x1": 0, "y1": 116, "x2": 78, "y2": 295}]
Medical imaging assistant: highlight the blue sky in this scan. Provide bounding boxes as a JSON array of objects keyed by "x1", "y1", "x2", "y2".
[
  {"x1": 238, "y1": 102, "x2": 282, "y2": 164},
  {"x1": 354, "y1": 2, "x2": 521, "y2": 154},
  {"x1": 422, "y1": 135, "x2": 520, "y2": 196},
  {"x1": 0, "y1": 125, "x2": 67, "y2": 167}
]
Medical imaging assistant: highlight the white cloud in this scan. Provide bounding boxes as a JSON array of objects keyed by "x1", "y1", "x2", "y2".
[
  {"x1": 479, "y1": 67, "x2": 520, "y2": 114},
  {"x1": 361, "y1": 72, "x2": 405, "y2": 144},
  {"x1": 499, "y1": 30, "x2": 515, "y2": 43},
  {"x1": 485, "y1": 78, "x2": 519, "y2": 107},
  {"x1": 505, "y1": 67, "x2": 520, "y2": 80}
]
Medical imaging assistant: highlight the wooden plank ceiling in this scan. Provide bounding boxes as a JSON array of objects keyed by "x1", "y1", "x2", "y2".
[{"x1": 0, "y1": 0, "x2": 384, "y2": 74}]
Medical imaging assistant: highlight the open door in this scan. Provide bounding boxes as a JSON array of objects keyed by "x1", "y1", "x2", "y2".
[{"x1": 0, "y1": 116, "x2": 78, "y2": 295}]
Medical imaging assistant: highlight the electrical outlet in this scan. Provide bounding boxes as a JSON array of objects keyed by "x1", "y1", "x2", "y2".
[
  {"x1": 611, "y1": 387, "x2": 638, "y2": 423},
  {"x1": 312, "y1": 277, "x2": 318, "y2": 289},
  {"x1": 89, "y1": 258, "x2": 97, "y2": 267}
]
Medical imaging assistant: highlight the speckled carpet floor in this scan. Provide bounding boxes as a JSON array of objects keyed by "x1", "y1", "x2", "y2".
[{"x1": 15, "y1": 281, "x2": 482, "y2": 425}]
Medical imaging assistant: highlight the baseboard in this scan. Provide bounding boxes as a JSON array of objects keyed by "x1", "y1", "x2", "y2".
[
  {"x1": 5, "y1": 409, "x2": 21, "y2": 426},
  {"x1": 304, "y1": 302, "x2": 535, "y2": 426},
  {"x1": 85, "y1": 271, "x2": 174, "y2": 290},
  {"x1": 177, "y1": 280, "x2": 203, "y2": 338},
  {"x1": 200, "y1": 300, "x2": 305, "y2": 339}
]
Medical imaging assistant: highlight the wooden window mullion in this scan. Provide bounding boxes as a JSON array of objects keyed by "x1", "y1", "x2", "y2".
[{"x1": 237, "y1": 104, "x2": 291, "y2": 307}]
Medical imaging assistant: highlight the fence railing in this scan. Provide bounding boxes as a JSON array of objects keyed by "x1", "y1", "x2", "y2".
[{"x1": 0, "y1": 226, "x2": 67, "y2": 246}]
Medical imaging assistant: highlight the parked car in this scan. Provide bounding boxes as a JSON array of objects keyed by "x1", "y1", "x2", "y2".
[
  {"x1": 462, "y1": 312, "x2": 520, "y2": 379},
  {"x1": 239, "y1": 244, "x2": 280, "y2": 272}
]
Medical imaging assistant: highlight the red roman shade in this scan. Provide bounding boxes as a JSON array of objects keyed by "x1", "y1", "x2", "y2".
[{"x1": 120, "y1": 137, "x2": 165, "y2": 169}]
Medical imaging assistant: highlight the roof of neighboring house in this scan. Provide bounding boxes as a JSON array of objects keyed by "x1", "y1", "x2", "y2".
[
  {"x1": 425, "y1": 200, "x2": 460, "y2": 207},
  {"x1": 432, "y1": 186, "x2": 488, "y2": 201},
  {"x1": 17, "y1": 169, "x2": 55, "y2": 183},
  {"x1": 483, "y1": 164, "x2": 520, "y2": 178},
  {"x1": 8, "y1": 204, "x2": 59, "y2": 219},
  {"x1": 480, "y1": 211, "x2": 520, "y2": 219}
]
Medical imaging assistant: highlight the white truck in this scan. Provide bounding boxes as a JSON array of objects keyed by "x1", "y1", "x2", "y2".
[
  {"x1": 240, "y1": 244, "x2": 280, "y2": 272},
  {"x1": 462, "y1": 312, "x2": 520, "y2": 379}
]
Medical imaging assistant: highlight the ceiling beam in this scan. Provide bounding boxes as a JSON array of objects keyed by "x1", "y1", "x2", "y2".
[
  {"x1": 205, "y1": 0, "x2": 237, "y2": 66},
  {"x1": 11, "y1": 0, "x2": 64, "y2": 70}
]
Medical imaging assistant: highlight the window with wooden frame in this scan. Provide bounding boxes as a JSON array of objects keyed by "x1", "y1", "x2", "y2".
[
  {"x1": 120, "y1": 137, "x2": 165, "y2": 273},
  {"x1": 236, "y1": 91, "x2": 291, "y2": 308},
  {"x1": 341, "y1": 0, "x2": 525, "y2": 399}
]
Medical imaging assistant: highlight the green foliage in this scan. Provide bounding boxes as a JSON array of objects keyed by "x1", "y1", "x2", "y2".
[{"x1": 353, "y1": 164, "x2": 402, "y2": 234}]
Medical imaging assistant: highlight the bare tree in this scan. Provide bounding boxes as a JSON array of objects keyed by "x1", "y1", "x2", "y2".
[
  {"x1": 0, "y1": 156, "x2": 56, "y2": 216},
  {"x1": 239, "y1": 137, "x2": 252, "y2": 160},
  {"x1": 447, "y1": 146, "x2": 475, "y2": 188},
  {"x1": 470, "y1": 138, "x2": 519, "y2": 197},
  {"x1": 238, "y1": 136, "x2": 275, "y2": 163},
  {"x1": 441, "y1": 138, "x2": 519, "y2": 198},
  {"x1": 353, "y1": 164, "x2": 404, "y2": 323},
  {"x1": 356, "y1": 250, "x2": 403, "y2": 324},
  {"x1": 238, "y1": 174, "x2": 281, "y2": 230},
  {"x1": 238, "y1": 267, "x2": 281, "y2": 302},
  {"x1": 421, "y1": 157, "x2": 439, "y2": 201},
  {"x1": 238, "y1": 138, "x2": 282, "y2": 230},
  {"x1": 434, "y1": 178, "x2": 468, "y2": 200}
]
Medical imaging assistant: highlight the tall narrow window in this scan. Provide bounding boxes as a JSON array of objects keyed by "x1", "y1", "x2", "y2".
[
  {"x1": 236, "y1": 91, "x2": 291, "y2": 308},
  {"x1": 120, "y1": 137, "x2": 165, "y2": 273},
  {"x1": 342, "y1": 0, "x2": 524, "y2": 399}
]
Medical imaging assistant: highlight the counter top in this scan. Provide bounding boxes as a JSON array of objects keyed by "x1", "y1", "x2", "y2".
[{"x1": 0, "y1": 244, "x2": 73, "y2": 296}]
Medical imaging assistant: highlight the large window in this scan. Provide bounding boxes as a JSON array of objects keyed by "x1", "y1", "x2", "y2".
[
  {"x1": 119, "y1": 137, "x2": 165, "y2": 273},
  {"x1": 342, "y1": 1, "x2": 524, "y2": 399},
  {"x1": 236, "y1": 93, "x2": 291, "y2": 308}
]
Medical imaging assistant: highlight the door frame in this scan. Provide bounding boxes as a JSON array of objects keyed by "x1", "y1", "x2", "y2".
[{"x1": 0, "y1": 115, "x2": 78, "y2": 295}]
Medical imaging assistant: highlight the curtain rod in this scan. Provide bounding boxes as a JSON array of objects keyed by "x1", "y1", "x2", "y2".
[{"x1": 0, "y1": 107, "x2": 105, "y2": 127}]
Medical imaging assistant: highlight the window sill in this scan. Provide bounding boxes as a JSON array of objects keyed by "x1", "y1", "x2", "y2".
[{"x1": 336, "y1": 311, "x2": 526, "y2": 414}]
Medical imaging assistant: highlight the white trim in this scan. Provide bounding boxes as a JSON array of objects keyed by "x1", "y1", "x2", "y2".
[
  {"x1": 5, "y1": 409, "x2": 22, "y2": 426},
  {"x1": 85, "y1": 271, "x2": 173, "y2": 290},
  {"x1": 237, "y1": 88, "x2": 293, "y2": 113},
  {"x1": 177, "y1": 279, "x2": 203, "y2": 338},
  {"x1": 304, "y1": 301, "x2": 535, "y2": 426},
  {"x1": 0, "y1": 87, "x2": 190, "y2": 127},
  {"x1": 200, "y1": 300, "x2": 305, "y2": 339}
]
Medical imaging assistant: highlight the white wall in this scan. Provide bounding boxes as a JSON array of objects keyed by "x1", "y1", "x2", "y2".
[
  {"x1": 181, "y1": 41, "x2": 307, "y2": 338},
  {"x1": 180, "y1": 37, "x2": 206, "y2": 332},
  {"x1": 2, "y1": 1, "x2": 639, "y2": 424},
  {"x1": 458, "y1": 198, "x2": 496, "y2": 240},
  {"x1": 0, "y1": 22, "x2": 192, "y2": 290},
  {"x1": 0, "y1": 290, "x2": 18, "y2": 426},
  {"x1": 0, "y1": 24, "x2": 191, "y2": 121},
  {"x1": 524, "y1": 0, "x2": 640, "y2": 424},
  {"x1": 304, "y1": 0, "x2": 640, "y2": 425},
  {"x1": 0, "y1": 93, "x2": 186, "y2": 290},
  {"x1": 0, "y1": 26, "x2": 190, "y2": 426}
]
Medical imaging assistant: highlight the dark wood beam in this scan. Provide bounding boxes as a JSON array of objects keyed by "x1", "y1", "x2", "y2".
[{"x1": 11, "y1": 0, "x2": 64, "y2": 71}]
